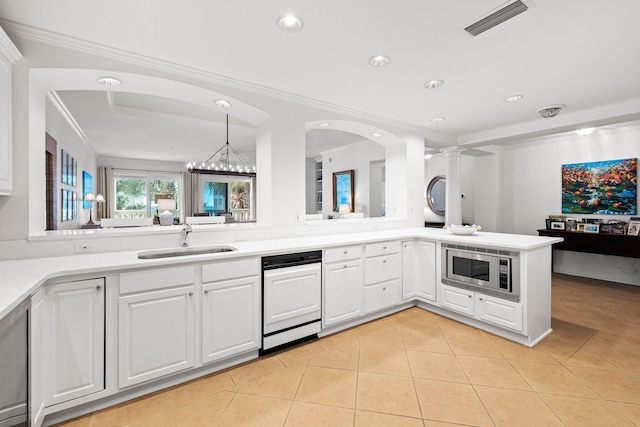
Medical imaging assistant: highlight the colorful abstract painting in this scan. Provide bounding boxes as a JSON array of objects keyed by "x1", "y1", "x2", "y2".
[{"x1": 561, "y1": 158, "x2": 637, "y2": 215}]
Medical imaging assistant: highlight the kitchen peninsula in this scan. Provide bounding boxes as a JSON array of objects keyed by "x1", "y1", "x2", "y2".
[{"x1": 0, "y1": 227, "x2": 560, "y2": 427}]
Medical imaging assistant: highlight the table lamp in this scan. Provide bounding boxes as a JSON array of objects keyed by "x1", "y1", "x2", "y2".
[
  {"x1": 339, "y1": 204, "x2": 351, "y2": 218},
  {"x1": 157, "y1": 198, "x2": 176, "y2": 226},
  {"x1": 84, "y1": 192, "x2": 96, "y2": 225},
  {"x1": 95, "y1": 193, "x2": 105, "y2": 221}
]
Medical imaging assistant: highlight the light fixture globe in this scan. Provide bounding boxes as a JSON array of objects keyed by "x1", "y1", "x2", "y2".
[{"x1": 537, "y1": 104, "x2": 565, "y2": 118}]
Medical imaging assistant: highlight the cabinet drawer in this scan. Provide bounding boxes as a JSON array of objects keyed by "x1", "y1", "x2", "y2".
[
  {"x1": 364, "y1": 253, "x2": 401, "y2": 285},
  {"x1": 120, "y1": 265, "x2": 195, "y2": 294},
  {"x1": 477, "y1": 294, "x2": 523, "y2": 332},
  {"x1": 202, "y1": 258, "x2": 259, "y2": 283},
  {"x1": 364, "y1": 241, "x2": 401, "y2": 258},
  {"x1": 441, "y1": 284, "x2": 474, "y2": 316},
  {"x1": 324, "y1": 245, "x2": 363, "y2": 263},
  {"x1": 364, "y1": 279, "x2": 401, "y2": 313}
]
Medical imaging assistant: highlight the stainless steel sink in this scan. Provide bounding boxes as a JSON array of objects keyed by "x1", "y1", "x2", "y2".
[{"x1": 137, "y1": 245, "x2": 237, "y2": 259}]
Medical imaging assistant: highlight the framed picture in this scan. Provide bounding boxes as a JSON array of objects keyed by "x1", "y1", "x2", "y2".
[
  {"x1": 600, "y1": 221, "x2": 627, "y2": 234},
  {"x1": 332, "y1": 169, "x2": 354, "y2": 212},
  {"x1": 628, "y1": 220, "x2": 640, "y2": 236},
  {"x1": 584, "y1": 218, "x2": 600, "y2": 224},
  {"x1": 82, "y1": 171, "x2": 93, "y2": 209},
  {"x1": 61, "y1": 150, "x2": 77, "y2": 186},
  {"x1": 561, "y1": 158, "x2": 637, "y2": 215},
  {"x1": 577, "y1": 223, "x2": 586, "y2": 232},
  {"x1": 550, "y1": 221, "x2": 566, "y2": 230},
  {"x1": 584, "y1": 223, "x2": 600, "y2": 233},
  {"x1": 566, "y1": 218, "x2": 578, "y2": 232}
]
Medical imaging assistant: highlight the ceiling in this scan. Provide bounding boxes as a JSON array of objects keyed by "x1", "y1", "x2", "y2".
[{"x1": 2, "y1": 0, "x2": 640, "y2": 162}]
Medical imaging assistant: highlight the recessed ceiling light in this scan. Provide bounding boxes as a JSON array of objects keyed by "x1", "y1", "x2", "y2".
[
  {"x1": 369, "y1": 55, "x2": 390, "y2": 67},
  {"x1": 575, "y1": 127, "x2": 595, "y2": 136},
  {"x1": 370, "y1": 132, "x2": 383, "y2": 138},
  {"x1": 424, "y1": 154, "x2": 433, "y2": 160},
  {"x1": 96, "y1": 76, "x2": 122, "y2": 87},
  {"x1": 504, "y1": 95, "x2": 524, "y2": 102},
  {"x1": 277, "y1": 15, "x2": 303, "y2": 32},
  {"x1": 317, "y1": 122, "x2": 331, "y2": 128},
  {"x1": 215, "y1": 99, "x2": 232, "y2": 109},
  {"x1": 431, "y1": 117, "x2": 445, "y2": 122},
  {"x1": 424, "y1": 80, "x2": 444, "y2": 89}
]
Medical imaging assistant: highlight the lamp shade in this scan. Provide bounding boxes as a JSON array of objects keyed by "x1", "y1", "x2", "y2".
[
  {"x1": 339, "y1": 204, "x2": 351, "y2": 214},
  {"x1": 157, "y1": 199, "x2": 176, "y2": 211},
  {"x1": 157, "y1": 198, "x2": 176, "y2": 226},
  {"x1": 84, "y1": 192, "x2": 96, "y2": 202},
  {"x1": 95, "y1": 194, "x2": 105, "y2": 203}
]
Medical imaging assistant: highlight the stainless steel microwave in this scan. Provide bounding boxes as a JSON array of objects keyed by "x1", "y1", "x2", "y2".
[{"x1": 441, "y1": 244, "x2": 520, "y2": 301}]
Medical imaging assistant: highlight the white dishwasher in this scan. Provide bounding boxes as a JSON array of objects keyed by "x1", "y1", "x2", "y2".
[{"x1": 262, "y1": 251, "x2": 322, "y2": 352}]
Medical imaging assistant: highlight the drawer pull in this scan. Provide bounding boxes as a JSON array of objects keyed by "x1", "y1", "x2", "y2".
[
  {"x1": 479, "y1": 297, "x2": 483, "y2": 301},
  {"x1": 383, "y1": 259, "x2": 387, "y2": 263},
  {"x1": 468, "y1": 295, "x2": 472, "y2": 298},
  {"x1": 343, "y1": 264, "x2": 347, "y2": 268},
  {"x1": 188, "y1": 292, "x2": 193, "y2": 297},
  {"x1": 96, "y1": 285, "x2": 102, "y2": 291},
  {"x1": 204, "y1": 290, "x2": 209, "y2": 294},
  {"x1": 383, "y1": 246, "x2": 387, "y2": 250},
  {"x1": 343, "y1": 250, "x2": 348, "y2": 254},
  {"x1": 383, "y1": 287, "x2": 387, "y2": 291}
]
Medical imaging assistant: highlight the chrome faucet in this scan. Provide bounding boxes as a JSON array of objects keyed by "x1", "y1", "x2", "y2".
[{"x1": 181, "y1": 224, "x2": 192, "y2": 247}]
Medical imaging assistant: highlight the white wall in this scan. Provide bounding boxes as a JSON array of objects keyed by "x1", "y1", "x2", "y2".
[
  {"x1": 424, "y1": 153, "x2": 476, "y2": 225},
  {"x1": 496, "y1": 125, "x2": 640, "y2": 235},
  {"x1": 45, "y1": 96, "x2": 97, "y2": 230},
  {"x1": 482, "y1": 124, "x2": 640, "y2": 285},
  {"x1": 321, "y1": 141, "x2": 385, "y2": 217}
]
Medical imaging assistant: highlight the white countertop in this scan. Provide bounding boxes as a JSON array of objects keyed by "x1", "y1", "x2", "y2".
[{"x1": 0, "y1": 228, "x2": 562, "y2": 321}]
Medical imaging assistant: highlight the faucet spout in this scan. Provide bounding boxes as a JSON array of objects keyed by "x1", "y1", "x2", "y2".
[{"x1": 181, "y1": 224, "x2": 192, "y2": 247}]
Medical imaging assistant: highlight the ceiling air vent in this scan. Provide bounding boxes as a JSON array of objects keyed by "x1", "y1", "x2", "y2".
[{"x1": 464, "y1": 0, "x2": 530, "y2": 37}]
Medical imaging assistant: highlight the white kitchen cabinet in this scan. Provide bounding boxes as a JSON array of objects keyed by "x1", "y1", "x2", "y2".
[
  {"x1": 323, "y1": 260, "x2": 363, "y2": 326},
  {"x1": 30, "y1": 289, "x2": 46, "y2": 427},
  {"x1": 476, "y1": 294, "x2": 523, "y2": 332},
  {"x1": 441, "y1": 284, "x2": 475, "y2": 316},
  {"x1": 364, "y1": 279, "x2": 401, "y2": 313},
  {"x1": 45, "y1": 278, "x2": 105, "y2": 406},
  {"x1": 0, "y1": 26, "x2": 21, "y2": 195},
  {"x1": 118, "y1": 266, "x2": 195, "y2": 388},
  {"x1": 403, "y1": 240, "x2": 436, "y2": 302},
  {"x1": 201, "y1": 258, "x2": 260, "y2": 364},
  {"x1": 416, "y1": 241, "x2": 436, "y2": 302},
  {"x1": 402, "y1": 241, "x2": 417, "y2": 299},
  {"x1": 363, "y1": 241, "x2": 402, "y2": 314}
]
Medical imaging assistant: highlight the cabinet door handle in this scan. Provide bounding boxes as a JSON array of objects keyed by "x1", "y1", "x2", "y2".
[
  {"x1": 343, "y1": 250, "x2": 348, "y2": 254},
  {"x1": 96, "y1": 285, "x2": 102, "y2": 291},
  {"x1": 383, "y1": 246, "x2": 387, "y2": 250},
  {"x1": 468, "y1": 295, "x2": 472, "y2": 298},
  {"x1": 383, "y1": 259, "x2": 387, "y2": 263},
  {"x1": 382, "y1": 287, "x2": 387, "y2": 291},
  {"x1": 188, "y1": 292, "x2": 193, "y2": 297},
  {"x1": 478, "y1": 297, "x2": 483, "y2": 301},
  {"x1": 343, "y1": 264, "x2": 347, "y2": 268},
  {"x1": 204, "y1": 290, "x2": 209, "y2": 295}
]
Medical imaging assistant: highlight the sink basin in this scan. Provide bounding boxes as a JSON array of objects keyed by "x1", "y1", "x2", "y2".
[{"x1": 137, "y1": 245, "x2": 237, "y2": 259}]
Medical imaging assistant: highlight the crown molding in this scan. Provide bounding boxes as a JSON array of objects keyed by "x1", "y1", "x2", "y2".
[
  {"x1": 458, "y1": 98, "x2": 640, "y2": 146},
  {"x1": 47, "y1": 90, "x2": 94, "y2": 153},
  {"x1": 0, "y1": 23, "x2": 22, "y2": 64},
  {"x1": 1, "y1": 19, "x2": 453, "y2": 145}
]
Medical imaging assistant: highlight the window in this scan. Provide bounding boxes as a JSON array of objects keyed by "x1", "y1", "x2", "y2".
[
  {"x1": 113, "y1": 171, "x2": 181, "y2": 220},
  {"x1": 201, "y1": 176, "x2": 253, "y2": 221}
]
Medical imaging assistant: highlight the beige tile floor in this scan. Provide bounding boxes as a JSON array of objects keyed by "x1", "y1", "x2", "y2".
[{"x1": 57, "y1": 273, "x2": 640, "y2": 426}]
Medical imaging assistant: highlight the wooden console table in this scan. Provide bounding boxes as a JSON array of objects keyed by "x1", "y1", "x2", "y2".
[{"x1": 537, "y1": 229, "x2": 640, "y2": 259}]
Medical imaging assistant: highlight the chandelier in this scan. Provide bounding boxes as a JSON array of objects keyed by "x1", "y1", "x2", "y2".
[{"x1": 187, "y1": 114, "x2": 256, "y2": 177}]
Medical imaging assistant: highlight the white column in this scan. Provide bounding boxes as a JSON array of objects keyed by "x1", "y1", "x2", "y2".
[{"x1": 442, "y1": 148, "x2": 466, "y2": 225}]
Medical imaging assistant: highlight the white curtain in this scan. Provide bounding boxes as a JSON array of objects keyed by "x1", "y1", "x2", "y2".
[
  {"x1": 182, "y1": 172, "x2": 201, "y2": 217},
  {"x1": 97, "y1": 166, "x2": 114, "y2": 218},
  {"x1": 250, "y1": 176, "x2": 257, "y2": 221}
]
